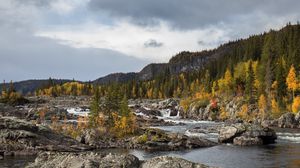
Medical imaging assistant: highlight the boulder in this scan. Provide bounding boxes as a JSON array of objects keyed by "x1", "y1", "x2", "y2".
[
  {"x1": 158, "y1": 99, "x2": 179, "y2": 109},
  {"x1": 141, "y1": 156, "x2": 212, "y2": 168},
  {"x1": 0, "y1": 151, "x2": 3, "y2": 160},
  {"x1": 26, "y1": 152, "x2": 214, "y2": 168},
  {"x1": 233, "y1": 136, "x2": 263, "y2": 146},
  {"x1": 295, "y1": 112, "x2": 300, "y2": 124},
  {"x1": 26, "y1": 152, "x2": 140, "y2": 168},
  {"x1": 277, "y1": 112, "x2": 297, "y2": 128},
  {"x1": 136, "y1": 108, "x2": 162, "y2": 117},
  {"x1": 218, "y1": 123, "x2": 277, "y2": 146},
  {"x1": 131, "y1": 128, "x2": 216, "y2": 151},
  {"x1": 218, "y1": 123, "x2": 246, "y2": 143}
]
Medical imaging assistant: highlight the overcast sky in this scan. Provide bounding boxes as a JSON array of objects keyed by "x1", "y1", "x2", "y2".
[{"x1": 1, "y1": 0, "x2": 300, "y2": 82}]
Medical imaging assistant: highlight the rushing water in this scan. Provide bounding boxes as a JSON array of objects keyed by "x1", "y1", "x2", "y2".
[{"x1": 1, "y1": 119, "x2": 300, "y2": 168}]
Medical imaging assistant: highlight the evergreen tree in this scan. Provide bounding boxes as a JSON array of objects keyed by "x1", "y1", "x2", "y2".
[
  {"x1": 245, "y1": 61, "x2": 255, "y2": 102},
  {"x1": 89, "y1": 86, "x2": 101, "y2": 127}
]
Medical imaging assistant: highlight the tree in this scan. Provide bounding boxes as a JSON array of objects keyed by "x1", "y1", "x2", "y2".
[
  {"x1": 119, "y1": 96, "x2": 130, "y2": 117},
  {"x1": 1, "y1": 80, "x2": 7, "y2": 98},
  {"x1": 292, "y1": 96, "x2": 300, "y2": 113},
  {"x1": 258, "y1": 94, "x2": 267, "y2": 120},
  {"x1": 89, "y1": 86, "x2": 101, "y2": 127},
  {"x1": 221, "y1": 68, "x2": 233, "y2": 96},
  {"x1": 245, "y1": 61, "x2": 255, "y2": 102},
  {"x1": 275, "y1": 57, "x2": 287, "y2": 108},
  {"x1": 286, "y1": 65, "x2": 297, "y2": 99}
]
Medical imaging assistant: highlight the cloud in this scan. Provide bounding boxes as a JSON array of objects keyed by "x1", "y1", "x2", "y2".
[
  {"x1": 0, "y1": 26, "x2": 147, "y2": 82},
  {"x1": 144, "y1": 39, "x2": 163, "y2": 48},
  {"x1": 0, "y1": 0, "x2": 147, "y2": 81},
  {"x1": 35, "y1": 21, "x2": 230, "y2": 62},
  {"x1": 1, "y1": 0, "x2": 300, "y2": 82},
  {"x1": 88, "y1": 0, "x2": 300, "y2": 30}
]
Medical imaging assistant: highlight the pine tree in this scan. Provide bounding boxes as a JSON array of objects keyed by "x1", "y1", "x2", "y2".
[
  {"x1": 119, "y1": 96, "x2": 130, "y2": 117},
  {"x1": 275, "y1": 57, "x2": 287, "y2": 108},
  {"x1": 89, "y1": 86, "x2": 101, "y2": 127},
  {"x1": 245, "y1": 61, "x2": 255, "y2": 102}
]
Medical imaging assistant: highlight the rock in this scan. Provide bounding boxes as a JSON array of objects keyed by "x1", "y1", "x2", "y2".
[
  {"x1": 261, "y1": 120, "x2": 275, "y2": 128},
  {"x1": 295, "y1": 112, "x2": 300, "y2": 124},
  {"x1": 26, "y1": 152, "x2": 140, "y2": 168},
  {"x1": 218, "y1": 123, "x2": 277, "y2": 146},
  {"x1": 233, "y1": 136, "x2": 263, "y2": 146},
  {"x1": 141, "y1": 156, "x2": 212, "y2": 168},
  {"x1": 158, "y1": 99, "x2": 179, "y2": 109},
  {"x1": 132, "y1": 128, "x2": 216, "y2": 151},
  {"x1": 169, "y1": 109, "x2": 179, "y2": 116},
  {"x1": 218, "y1": 123, "x2": 246, "y2": 143},
  {"x1": 277, "y1": 112, "x2": 297, "y2": 128},
  {"x1": 0, "y1": 151, "x2": 3, "y2": 160},
  {"x1": 136, "y1": 107, "x2": 162, "y2": 117},
  {"x1": 0, "y1": 117, "x2": 92, "y2": 156},
  {"x1": 27, "y1": 152, "x2": 214, "y2": 168}
]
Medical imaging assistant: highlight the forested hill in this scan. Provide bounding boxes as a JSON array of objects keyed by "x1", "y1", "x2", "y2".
[
  {"x1": 94, "y1": 23, "x2": 300, "y2": 85},
  {"x1": 2, "y1": 23, "x2": 300, "y2": 96},
  {"x1": 0, "y1": 79, "x2": 74, "y2": 95}
]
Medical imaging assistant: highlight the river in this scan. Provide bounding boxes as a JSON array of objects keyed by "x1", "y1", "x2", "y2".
[{"x1": 1, "y1": 119, "x2": 300, "y2": 168}]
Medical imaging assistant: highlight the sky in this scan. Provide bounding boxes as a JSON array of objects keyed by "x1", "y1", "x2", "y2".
[{"x1": 1, "y1": 0, "x2": 300, "y2": 82}]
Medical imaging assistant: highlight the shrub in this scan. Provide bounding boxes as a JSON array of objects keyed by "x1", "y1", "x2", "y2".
[{"x1": 137, "y1": 134, "x2": 148, "y2": 144}]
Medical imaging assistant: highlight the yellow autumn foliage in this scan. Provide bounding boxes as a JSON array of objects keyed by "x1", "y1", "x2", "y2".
[
  {"x1": 258, "y1": 94, "x2": 267, "y2": 120},
  {"x1": 237, "y1": 104, "x2": 249, "y2": 121},
  {"x1": 219, "y1": 106, "x2": 229, "y2": 121},
  {"x1": 292, "y1": 96, "x2": 300, "y2": 113}
]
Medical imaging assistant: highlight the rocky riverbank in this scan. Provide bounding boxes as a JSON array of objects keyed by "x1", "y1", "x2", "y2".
[
  {"x1": 26, "y1": 152, "x2": 214, "y2": 168},
  {"x1": 0, "y1": 117, "x2": 92, "y2": 156}
]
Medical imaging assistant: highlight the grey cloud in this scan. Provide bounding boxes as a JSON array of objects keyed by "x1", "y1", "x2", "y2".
[
  {"x1": 88, "y1": 0, "x2": 300, "y2": 29},
  {"x1": 0, "y1": 27, "x2": 147, "y2": 82},
  {"x1": 197, "y1": 40, "x2": 205, "y2": 45},
  {"x1": 144, "y1": 39, "x2": 163, "y2": 48}
]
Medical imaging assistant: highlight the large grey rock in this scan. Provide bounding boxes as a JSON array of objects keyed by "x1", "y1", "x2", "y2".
[
  {"x1": 26, "y1": 152, "x2": 140, "y2": 168},
  {"x1": 218, "y1": 123, "x2": 276, "y2": 145},
  {"x1": 295, "y1": 112, "x2": 300, "y2": 124},
  {"x1": 218, "y1": 123, "x2": 246, "y2": 143},
  {"x1": 277, "y1": 112, "x2": 297, "y2": 128},
  {"x1": 131, "y1": 128, "x2": 216, "y2": 151},
  {"x1": 136, "y1": 108, "x2": 162, "y2": 117},
  {"x1": 26, "y1": 152, "x2": 214, "y2": 168},
  {"x1": 141, "y1": 156, "x2": 212, "y2": 168},
  {"x1": 233, "y1": 136, "x2": 263, "y2": 146}
]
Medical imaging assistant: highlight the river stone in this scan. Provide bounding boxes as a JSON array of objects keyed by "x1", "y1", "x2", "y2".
[
  {"x1": 218, "y1": 123, "x2": 276, "y2": 145},
  {"x1": 27, "y1": 152, "x2": 214, "y2": 168},
  {"x1": 26, "y1": 152, "x2": 140, "y2": 168},
  {"x1": 141, "y1": 156, "x2": 212, "y2": 168},
  {"x1": 277, "y1": 112, "x2": 297, "y2": 128},
  {"x1": 218, "y1": 123, "x2": 246, "y2": 143},
  {"x1": 233, "y1": 136, "x2": 263, "y2": 146},
  {"x1": 295, "y1": 112, "x2": 300, "y2": 124}
]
